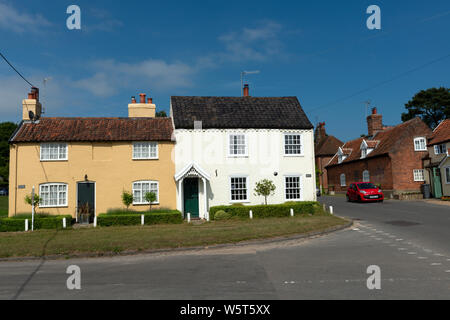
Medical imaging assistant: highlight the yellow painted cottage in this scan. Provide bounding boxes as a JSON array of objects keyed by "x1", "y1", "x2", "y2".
[{"x1": 8, "y1": 89, "x2": 176, "y2": 220}]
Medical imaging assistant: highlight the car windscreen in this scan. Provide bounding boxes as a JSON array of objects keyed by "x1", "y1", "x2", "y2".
[{"x1": 358, "y1": 183, "x2": 377, "y2": 189}]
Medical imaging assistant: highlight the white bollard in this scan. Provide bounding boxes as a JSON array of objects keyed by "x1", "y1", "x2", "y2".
[
  {"x1": 187, "y1": 212, "x2": 191, "y2": 223},
  {"x1": 141, "y1": 214, "x2": 145, "y2": 226},
  {"x1": 290, "y1": 208, "x2": 294, "y2": 217},
  {"x1": 249, "y1": 210, "x2": 253, "y2": 219},
  {"x1": 206, "y1": 211, "x2": 210, "y2": 222},
  {"x1": 25, "y1": 219, "x2": 29, "y2": 232},
  {"x1": 63, "y1": 218, "x2": 67, "y2": 229},
  {"x1": 329, "y1": 206, "x2": 334, "y2": 215},
  {"x1": 94, "y1": 216, "x2": 97, "y2": 227}
]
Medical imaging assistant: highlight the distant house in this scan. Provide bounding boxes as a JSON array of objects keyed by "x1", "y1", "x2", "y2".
[
  {"x1": 314, "y1": 122, "x2": 343, "y2": 193},
  {"x1": 171, "y1": 85, "x2": 317, "y2": 219},
  {"x1": 424, "y1": 119, "x2": 450, "y2": 198},
  {"x1": 326, "y1": 108, "x2": 432, "y2": 199}
]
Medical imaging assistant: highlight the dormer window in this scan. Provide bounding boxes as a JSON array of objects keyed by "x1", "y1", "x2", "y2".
[
  {"x1": 337, "y1": 147, "x2": 348, "y2": 164},
  {"x1": 360, "y1": 140, "x2": 375, "y2": 159}
]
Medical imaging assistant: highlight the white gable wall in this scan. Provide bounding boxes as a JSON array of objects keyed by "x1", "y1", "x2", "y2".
[{"x1": 174, "y1": 128, "x2": 316, "y2": 218}]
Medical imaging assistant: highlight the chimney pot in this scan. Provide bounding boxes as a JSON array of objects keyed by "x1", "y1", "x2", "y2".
[
  {"x1": 147, "y1": 97, "x2": 153, "y2": 104},
  {"x1": 243, "y1": 84, "x2": 250, "y2": 97},
  {"x1": 131, "y1": 96, "x2": 136, "y2": 103},
  {"x1": 372, "y1": 107, "x2": 377, "y2": 115},
  {"x1": 139, "y1": 93, "x2": 146, "y2": 104}
]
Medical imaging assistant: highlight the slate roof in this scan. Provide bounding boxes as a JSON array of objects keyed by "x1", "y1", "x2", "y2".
[
  {"x1": 315, "y1": 135, "x2": 343, "y2": 156},
  {"x1": 10, "y1": 117, "x2": 174, "y2": 143},
  {"x1": 171, "y1": 96, "x2": 313, "y2": 130},
  {"x1": 428, "y1": 119, "x2": 450, "y2": 146},
  {"x1": 326, "y1": 118, "x2": 429, "y2": 168}
]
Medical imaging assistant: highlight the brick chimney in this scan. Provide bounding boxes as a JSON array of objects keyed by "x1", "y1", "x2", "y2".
[
  {"x1": 314, "y1": 122, "x2": 327, "y2": 146},
  {"x1": 367, "y1": 107, "x2": 383, "y2": 137},
  {"x1": 243, "y1": 84, "x2": 250, "y2": 97},
  {"x1": 128, "y1": 92, "x2": 156, "y2": 118},
  {"x1": 22, "y1": 87, "x2": 42, "y2": 121}
]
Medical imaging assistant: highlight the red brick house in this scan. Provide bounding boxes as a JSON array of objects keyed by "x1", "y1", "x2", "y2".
[
  {"x1": 314, "y1": 122, "x2": 343, "y2": 193},
  {"x1": 326, "y1": 108, "x2": 432, "y2": 199}
]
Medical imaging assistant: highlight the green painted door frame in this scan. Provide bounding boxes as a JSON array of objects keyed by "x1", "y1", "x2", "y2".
[
  {"x1": 432, "y1": 168, "x2": 443, "y2": 199},
  {"x1": 183, "y1": 178, "x2": 199, "y2": 218},
  {"x1": 77, "y1": 182, "x2": 95, "y2": 224}
]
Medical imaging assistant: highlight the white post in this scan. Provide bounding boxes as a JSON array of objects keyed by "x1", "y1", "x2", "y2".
[
  {"x1": 25, "y1": 219, "x2": 29, "y2": 232},
  {"x1": 94, "y1": 216, "x2": 97, "y2": 227},
  {"x1": 141, "y1": 214, "x2": 145, "y2": 226},
  {"x1": 31, "y1": 186, "x2": 35, "y2": 231},
  {"x1": 206, "y1": 211, "x2": 210, "y2": 222},
  {"x1": 329, "y1": 206, "x2": 334, "y2": 215},
  {"x1": 249, "y1": 210, "x2": 253, "y2": 219},
  {"x1": 290, "y1": 208, "x2": 294, "y2": 217},
  {"x1": 187, "y1": 212, "x2": 191, "y2": 223},
  {"x1": 63, "y1": 218, "x2": 67, "y2": 229}
]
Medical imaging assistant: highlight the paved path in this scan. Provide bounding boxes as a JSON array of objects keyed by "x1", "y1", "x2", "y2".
[{"x1": 0, "y1": 197, "x2": 449, "y2": 300}]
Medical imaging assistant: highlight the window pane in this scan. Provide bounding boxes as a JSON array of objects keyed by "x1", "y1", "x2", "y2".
[
  {"x1": 231, "y1": 177, "x2": 247, "y2": 201},
  {"x1": 285, "y1": 134, "x2": 302, "y2": 155},
  {"x1": 285, "y1": 176, "x2": 301, "y2": 200},
  {"x1": 229, "y1": 135, "x2": 246, "y2": 156}
]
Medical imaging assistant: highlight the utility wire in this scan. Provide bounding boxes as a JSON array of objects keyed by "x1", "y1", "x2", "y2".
[{"x1": 0, "y1": 51, "x2": 35, "y2": 87}]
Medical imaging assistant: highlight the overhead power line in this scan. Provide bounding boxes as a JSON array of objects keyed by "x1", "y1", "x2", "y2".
[{"x1": 0, "y1": 51, "x2": 35, "y2": 87}]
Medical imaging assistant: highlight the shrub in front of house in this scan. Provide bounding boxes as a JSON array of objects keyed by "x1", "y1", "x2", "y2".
[
  {"x1": 0, "y1": 215, "x2": 73, "y2": 232},
  {"x1": 210, "y1": 202, "x2": 323, "y2": 220},
  {"x1": 214, "y1": 210, "x2": 232, "y2": 221},
  {"x1": 97, "y1": 211, "x2": 183, "y2": 227}
]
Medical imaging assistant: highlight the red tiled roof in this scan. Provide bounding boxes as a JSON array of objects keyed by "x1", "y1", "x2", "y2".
[
  {"x1": 10, "y1": 117, "x2": 174, "y2": 143},
  {"x1": 315, "y1": 135, "x2": 343, "y2": 156},
  {"x1": 428, "y1": 119, "x2": 450, "y2": 146},
  {"x1": 327, "y1": 118, "x2": 431, "y2": 167}
]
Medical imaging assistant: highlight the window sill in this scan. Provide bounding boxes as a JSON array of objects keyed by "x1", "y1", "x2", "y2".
[
  {"x1": 39, "y1": 205, "x2": 68, "y2": 209},
  {"x1": 132, "y1": 158, "x2": 159, "y2": 161},
  {"x1": 284, "y1": 154, "x2": 304, "y2": 157},
  {"x1": 40, "y1": 160, "x2": 68, "y2": 162},
  {"x1": 132, "y1": 203, "x2": 160, "y2": 206},
  {"x1": 229, "y1": 200, "x2": 250, "y2": 204}
]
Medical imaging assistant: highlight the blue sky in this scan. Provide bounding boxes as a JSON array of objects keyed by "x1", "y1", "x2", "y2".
[{"x1": 0, "y1": 0, "x2": 449, "y2": 141}]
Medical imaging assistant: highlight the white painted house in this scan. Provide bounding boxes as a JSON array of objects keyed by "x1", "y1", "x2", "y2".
[{"x1": 171, "y1": 86, "x2": 316, "y2": 219}]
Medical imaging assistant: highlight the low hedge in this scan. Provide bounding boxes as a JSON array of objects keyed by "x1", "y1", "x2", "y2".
[
  {"x1": 210, "y1": 202, "x2": 323, "y2": 220},
  {"x1": 0, "y1": 215, "x2": 73, "y2": 232},
  {"x1": 97, "y1": 211, "x2": 183, "y2": 227}
]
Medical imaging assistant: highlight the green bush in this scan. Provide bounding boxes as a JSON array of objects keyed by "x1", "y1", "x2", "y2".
[
  {"x1": 214, "y1": 210, "x2": 232, "y2": 221},
  {"x1": 98, "y1": 211, "x2": 183, "y2": 227},
  {"x1": 210, "y1": 202, "x2": 323, "y2": 220},
  {"x1": 0, "y1": 215, "x2": 73, "y2": 232}
]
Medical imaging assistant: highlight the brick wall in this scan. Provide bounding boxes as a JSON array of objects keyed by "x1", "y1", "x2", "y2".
[{"x1": 316, "y1": 155, "x2": 333, "y2": 191}]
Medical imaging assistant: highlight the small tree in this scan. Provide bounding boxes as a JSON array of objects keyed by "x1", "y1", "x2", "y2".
[
  {"x1": 24, "y1": 194, "x2": 42, "y2": 213},
  {"x1": 254, "y1": 179, "x2": 276, "y2": 205},
  {"x1": 122, "y1": 191, "x2": 133, "y2": 211},
  {"x1": 144, "y1": 191, "x2": 157, "y2": 211}
]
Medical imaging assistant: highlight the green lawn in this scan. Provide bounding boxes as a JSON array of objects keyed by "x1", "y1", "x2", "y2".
[
  {"x1": 0, "y1": 196, "x2": 7, "y2": 217},
  {"x1": 0, "y1": 214, "x2": 348, "y2": 259}
]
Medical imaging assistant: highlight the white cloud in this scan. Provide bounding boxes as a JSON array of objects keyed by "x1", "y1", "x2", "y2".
[
  {"x1": 0, "y1": 1, "x2": 51, "y2": 33},
  {"x1": 73, "y1": 59, "x2": 195, "y2": 97}
]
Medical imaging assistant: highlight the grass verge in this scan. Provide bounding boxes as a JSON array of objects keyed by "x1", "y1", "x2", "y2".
[
  {"x1": 0, "y1": 214, "x2": 348, "y2": 259},
  {"x1": 0, "y1": 196, "x2": 7, "y2": 217}
]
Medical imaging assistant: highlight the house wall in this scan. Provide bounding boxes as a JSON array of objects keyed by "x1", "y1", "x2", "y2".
[
  {"x1": 8, "y1": 141, "x2": 176, "y2": 217},
  {"x1": 327, "y1": 156, "x2": 393, "y2": 193},
  {"x1": 174, "y1": 129, "x2": 317, "y2": 218},
  {"x1": 440, "y1": 157, "x2": 450, "y2": 197}
]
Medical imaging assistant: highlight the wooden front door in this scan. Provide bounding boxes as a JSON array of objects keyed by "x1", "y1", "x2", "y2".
[
  {"x1": 183, "y1": 178, "x2": 199, "y2": 219},
  {"x1": 77, "y1": 182, "x2": 95, "y2": 224},
  {"x1": 432, "y1": 168, "x2": 443, "y2": 198}
]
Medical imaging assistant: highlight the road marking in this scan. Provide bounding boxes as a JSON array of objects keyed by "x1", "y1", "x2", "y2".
[
  {"x1": 431, "y1": 263, "x2": 442, "y2": 266},
  {"x1": 398, "y1": 248, "x2": 407, "y2": 251},
  {"x1": 433, "y1": 253, "x2": 444, "y2": 257},
  {"x1": 418, "y1": 257, "x2": 428, "y2": 260},
  {"x1": 396, "y1": 239, "x2": 404, "y2": 241},
  {"x1": 407, "y1": 252, "x2": 417, "y2": 255}
]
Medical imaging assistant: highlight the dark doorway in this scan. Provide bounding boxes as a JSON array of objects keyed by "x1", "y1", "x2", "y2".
[
  {"x1": 77, "y1": 182, "x2": 95, "y2": 224},
  {"x1": 183, "y1": 178, "x2": 199, "y2": 219}
]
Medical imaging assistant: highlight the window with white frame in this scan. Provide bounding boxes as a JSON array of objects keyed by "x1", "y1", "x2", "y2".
[
  {"x1": 39, "y1": 183, "x2": 68, "y2": 207},
  {"x1": 445, "y1": 167, "x2": 450, "y2": 184},
  {"x1": 133, "y1": 142, "x2": 158, "y2": 160},
  {"x1": 362, "y1": 170, "x2": 370, "y2": 182},
  {"x1": 132, "y1": 181, "x2": 159, "y2": 204},
  {"x1": 40, "y1": 143, "x2": 68, "y2": 161},
  {"x1": 338, "y1": 155, "x2": 347, "y2": 164},
  {"x1": 434, "y1": 144, "x2": 447, "y2": 155},
  {"x1": 228, "y1": 134, "x2": 247, "y2": 156},
  {"x1": 340, "y1": 174, "x2": 346, "y2": 186},
  {"x1": 284, "y1": 134, "x2": 302, "y2": 155},
  {"x1": 285, "y1": 176, "x2": 301, "y2": 200},
  {"x1": 413, "y1": 169, "x2": 425, "y2": 182},
  {"x1": 230, "y1": 176, "x2": 248, "y2": 201},
  {"x1": 414, "y1": 137, "x2": 427, "y2": 151}
]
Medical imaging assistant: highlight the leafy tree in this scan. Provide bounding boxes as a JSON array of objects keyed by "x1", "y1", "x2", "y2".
[
  {"x1": 24, "y1": 194, "x2": 42, "y2": 212},
  {"x1": 401, "y1": 87, "x2": 450, "y2": 129},
  {"x1": 254, "y1": 179, "x2": 276, "y2": 205},
  {"x1": 156, "y1": 110, "x2": 167, "y2": 117},
  {"x1": 144, "y1": 191, "x2": 157, "y2": 211},
  {"x1": 0, "y1": 122, "x2": 18, "y2": 185},
  {"x1": 122, "y1": 191, "x2": 133, "y2": 211}
]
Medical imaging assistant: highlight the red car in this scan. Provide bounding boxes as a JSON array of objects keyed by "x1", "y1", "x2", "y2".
[{"x1": 346, "y1": 182, "x2": 384, "y2": 202}]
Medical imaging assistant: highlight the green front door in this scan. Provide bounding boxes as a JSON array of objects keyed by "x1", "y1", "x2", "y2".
[
  {"x1": 184, "y1": 178, "x2": 199, "y2": 218},
  {"x1": 432, "y1": 168, "x2": 443, "y2": 198}
]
